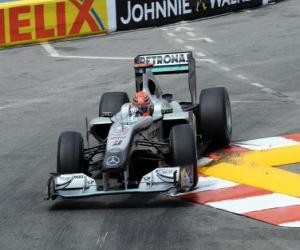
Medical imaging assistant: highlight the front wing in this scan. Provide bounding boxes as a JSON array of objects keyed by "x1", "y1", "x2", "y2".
[{"x1": 46, "y1": 167, "x2": 192, "y2": 200}]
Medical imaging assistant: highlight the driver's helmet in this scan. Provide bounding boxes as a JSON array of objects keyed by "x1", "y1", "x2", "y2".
[{"x1": 132, "y1": 91, "x2": 153, "y2": 116}]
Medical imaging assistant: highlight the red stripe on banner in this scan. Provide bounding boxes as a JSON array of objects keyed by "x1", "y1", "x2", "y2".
[
  {"x1": 244, "y1": 205, "x2": 300, "y2": 225},
  {"x1": 283, "y1": 133, "x2": 300, "y2": 143},
  {"x1": 182, "y1": 185, "x2": 272, "y2": 204}
]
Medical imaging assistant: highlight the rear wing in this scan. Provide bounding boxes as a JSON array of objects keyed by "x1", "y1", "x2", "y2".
[{"x1": 134, "y1": 52, "x2": 197, "y2": 105}]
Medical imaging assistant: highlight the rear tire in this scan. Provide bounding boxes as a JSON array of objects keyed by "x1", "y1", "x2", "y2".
[
  {"x1": 169, "y1": 124, "x2": 198, "y2": 187},
  {"x1": 199, "y1": 87, "x2": 232, "y2": 147},
  {"x1": 57, "y1": 131, "x2": 85, "y2": 174},
  {"x1": 99, "y1": 92, "x2": 129, "y2": 117}
]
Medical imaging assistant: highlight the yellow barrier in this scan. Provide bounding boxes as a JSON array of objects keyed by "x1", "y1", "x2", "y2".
[{"x1": 0, "y1": 0, "x2": 109, "y2": 47}]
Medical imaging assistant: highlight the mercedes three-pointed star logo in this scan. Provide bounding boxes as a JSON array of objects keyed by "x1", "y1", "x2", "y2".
[{"x1": 106, "y1": 155, "x2": 120, "y2": 167}]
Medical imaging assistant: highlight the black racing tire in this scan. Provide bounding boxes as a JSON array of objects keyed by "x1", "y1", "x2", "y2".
[
  {"x1": 57, "y1": 131, "x2": 84, "y2": 174},
  {"x1": 169, "y1": 124, "x2": 198, "y2": 187},
  {"x1": 99, "y1": 92, "x2": 129, "y2": 117},
  {"x1": 199, "y1": 87, "x2": 232, "y2": 147}
]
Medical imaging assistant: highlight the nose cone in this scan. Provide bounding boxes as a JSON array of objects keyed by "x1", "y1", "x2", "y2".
[{"x1": 103, "y1": 151, "x2": 127, "y2": 171}]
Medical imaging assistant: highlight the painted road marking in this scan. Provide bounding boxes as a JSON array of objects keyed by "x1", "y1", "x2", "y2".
[
  {"x1": 187, "y1": 184, "x2": 271, "y2": 203},
  {"x1": 196, "y1": 52, "x2": 206, "y2": 57},
  {"x1": 199, "y1": 133, "x2": 300, "y2": 197},
  {"x1": 184, "y1": 45, "x2": 195, "y2": 51},
  {"x1": 166, "y1": 32, "x2": 176, "y2": 37},
  {"x1": 196, "y1": 59, "x2": 217, "y2": 64},
  {"x1": 207, "y1": 193, "x2": 300, "y2": 214},
  {"x1": 42, "y1": 43, "x2": 59, "y2": 57},
  {"x1": 251, "y1": 82, "x2": 265, "y2": 88},
  {"x1": 195, "y1": 176, "x2": 238, "y2": 192},
  {"x1": 280, "y1": 221, "x2": 300, "y2": 227},
  {"x1": 236, "y1": 74, "x2": 248, "y2": 80},
  {"x1": 234, "y1": 145, "x2": 300, "y2": 169},
  {"x1": 200, "y1": 161, "x2": 300, "y2": 197},
  {"x1": 188, "y1": 37, "x2": 214, "y2": 43},
  {"x1": 180, "y1": 174, "x2": 300, "y2": 227},
  {"x1": 164, "y1": 23, "x2": 298, "y2": 106},
  {"x1": 234, "y1": 136, "x2": 300, "y2": 150},
  {"x1": 186, "y1": 32, "x2": 196, "y2": 37},
  {"x1": 174, "y1": 26, "x2": 194, "y2": 32},
  {"x1": 220, "y1": 66, "x2": 231, "y2": 72},
  {"x1": 245, "y1": 205, "x2": 300, "y2": 225},
  {"x1": 42, "y1": 42, "x2": 132, "y2": 60},
  {"x1": 175, "y1": 38, "x2": 184, "y2": 43}
]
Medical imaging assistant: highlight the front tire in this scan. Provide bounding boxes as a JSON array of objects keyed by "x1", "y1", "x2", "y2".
[
  {"x1": 199, "y1": 87, "x2": 232, "y2": 147},
  {"x1": 57, "y1": 131, "x2": 85, "y2": 174},
  {"x1": 170, "y1": 124, "x2": 198, "y2": 188}
]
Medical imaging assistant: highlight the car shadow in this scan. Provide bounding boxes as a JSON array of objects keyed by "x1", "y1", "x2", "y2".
[{"x1": 49, "y1": 193, "x2": 195, "y2": 211}]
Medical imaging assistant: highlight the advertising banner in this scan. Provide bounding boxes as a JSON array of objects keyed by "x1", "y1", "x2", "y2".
[
  {"x1": 116, "y1": 0, "x2": 263, "y2": 31},
  {"x1": 0, "y1": 0, "x2": 109, "y2": 47}
]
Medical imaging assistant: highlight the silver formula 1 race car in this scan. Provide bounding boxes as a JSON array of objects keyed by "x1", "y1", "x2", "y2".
[{"x1": 46, "y1": 51, "x2": 232, "y2": 200}]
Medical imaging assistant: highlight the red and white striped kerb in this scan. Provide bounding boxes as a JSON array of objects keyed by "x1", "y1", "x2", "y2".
[{"x1": 179, "y1": 133, "x2": 300, "y2": 227}]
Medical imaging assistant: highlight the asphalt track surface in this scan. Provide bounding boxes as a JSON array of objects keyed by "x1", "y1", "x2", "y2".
[{"x1": 1, "y1": 1, "x2": 300, "y2": 249}]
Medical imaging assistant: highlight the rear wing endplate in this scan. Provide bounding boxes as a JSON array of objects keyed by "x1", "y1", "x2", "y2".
[{"x1": 134, "y1": 52, "x2": 197, "y2": 104}]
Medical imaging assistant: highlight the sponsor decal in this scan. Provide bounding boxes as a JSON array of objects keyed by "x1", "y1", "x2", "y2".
[
  {"x1": 116, "y1": 125, "x2": 129, "y2": 132},
  {"x1": 119, "y1": 0, "x2": 192, "y2": 25},
  {"x1": 112, "y1": 140, "x2": 123, "y2": 146},
  {"x1": 136, "y1": 52, "x2": 189, "y2": 66},
  {"x1": 195, "y1": 0, "x2": 260, "y2": 14},
  {"x1": 116, "y1": 0, "x2": 262, "y2": 30},
  {"x1": 110, "y1": 136, "x2": 126, "y2": 141},
  {"x1": 106, "y1": 155, "x2": 120, "y2": 167},
  {"x1": 210, "y1": 0, "x2": 252, "y2": 9},
  {"x1": 0, "y1": 0, "x2": 108, "y2": 47},
  {"x1": 73, "y1": 174, "x2": 84, "y2": 179},
  {"x1": 117, "y1": 0, "x2": 192, "y2": 29}
]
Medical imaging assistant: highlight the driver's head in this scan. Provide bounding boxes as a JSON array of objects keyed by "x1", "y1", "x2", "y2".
[{"x1": 132, "y1": 91, "x2": 153, "y2": 116}]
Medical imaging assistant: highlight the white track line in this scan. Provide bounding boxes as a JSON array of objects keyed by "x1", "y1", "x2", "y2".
[
  {"x1": 234, "y1": 136, "x2": 300, "y2": 150},
  {"x1": 207, "y1": 193, "x2": 300, "y2": 214},
  {"x1": 251, "y1": 83, "x2": 265, "y2": 88},
  {"x1": 220, "y1": 66, "x2": 231, "y2": 72},
  {"x1": 166, "y1": 32, "x2": 176, "y2": 37},
  {"x1": 196, "y1": 52, "x2": 206, "y2": 57},
  {"x1": 160, "y1": 27, "x2": 169, "y2": 31},
  {"x1": 174, "y1": 26, "x2": 194, "y2": 32},
  {"x1": 188, "y1": 37, "x2": 214, "y2": 43},
  {"x1": 236, "y1": 74, "x2": 248, "y2": 80},
  {"x1": 175, "y1": 38, "x2": 184, "y2": 43},
  {"x1": 280, "y1": 221, "x2": 300, "y2": 228},
  {"x1": 185, "y1": 45, "x2": 195, "y2": 51},
  {"x1": 176, "y1": 176, "x2": 238, "y2": 196},
  {"x1": 196, "y1": 59, "x2": 217, "y2": 64},
  {"x1": 41, "y1": 43, "x2": 59, "y2": 57},
  {"x1": 41, "y1": 42, "x2": 132, "y2": 60},
  {"x1": 186, "y1": 32, "x2": 196, "y2": 37}
]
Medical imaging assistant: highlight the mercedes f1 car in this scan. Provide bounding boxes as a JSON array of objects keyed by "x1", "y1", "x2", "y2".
[{"x1": 46, "y1": 51, "x2": 232, "y2": 200}]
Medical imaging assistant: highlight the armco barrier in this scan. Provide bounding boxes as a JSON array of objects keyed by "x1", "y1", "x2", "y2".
[
  {"x1": 0, "y1": 0, "x2": 110, "y2": 47},
  {"x1": 0, "y1": 0, "x2": 279, "y2": 47}
]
